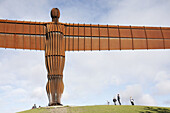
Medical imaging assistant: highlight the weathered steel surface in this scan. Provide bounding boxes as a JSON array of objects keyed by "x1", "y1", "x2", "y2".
[
  {"x1": 64, "y1": 24, "x2": 170, "y2": 51},
  {"x1": 1, "y1": 20, "x2": 170, "y2": 51},
  {"x1": 45, "y1": 23, "x2": 65, "y2": 105},
  {"x1": 51, "y1": 8, "x2": 60, "y2": 23},
  {"x1": 0, "y1": 20, "x2": 46, "y2": 50}
]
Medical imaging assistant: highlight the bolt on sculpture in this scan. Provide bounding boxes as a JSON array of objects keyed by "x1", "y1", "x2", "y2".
[{"x1": 0, "y1": 8, "x2": 170, "y2": 106}]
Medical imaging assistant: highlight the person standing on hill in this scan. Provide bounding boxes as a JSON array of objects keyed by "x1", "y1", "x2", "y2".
[
  {"x1": 113, "y1": 97, "x2": 117, "y2": 105},
  {"x1": 130, "y1": 97, "x2": 134, "y2": 105},
  {"x1": 107, "y1": 100, "x2": 110, "y2": 105},
  {"x1": 32, "y1": 104, "x2": 37, "y2": 109},
  {"x1": 117, "y1": 94, "x2": 121, "y2": 105}
]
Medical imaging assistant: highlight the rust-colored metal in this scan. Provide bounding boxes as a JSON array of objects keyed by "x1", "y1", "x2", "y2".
[
  {"x1": 51, "y1": 8, "x2": 60, "y2": 23},
  {"x1": 1, "y1": 8, "x2": 170, "y2": 105},
  {"x1": 45, "y1": 23, "x2": 65, "y2": 105},
  {"x1": 1, "y1": 20, "x2": 170, "y2": 50}
]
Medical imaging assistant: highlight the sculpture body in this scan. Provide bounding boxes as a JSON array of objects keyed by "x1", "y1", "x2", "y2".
[{"x1": 45, "y1": 23, "x2": 65, "y2": 105}]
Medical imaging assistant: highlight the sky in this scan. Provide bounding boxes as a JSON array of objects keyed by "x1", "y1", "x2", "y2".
[{"x1": 0, "y1": 0, "x2": 170, "y2": 113}]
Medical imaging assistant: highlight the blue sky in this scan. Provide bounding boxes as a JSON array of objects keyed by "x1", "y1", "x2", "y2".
[{"x1": 0, "y1": 0, "x2": 170, "y2": 113}]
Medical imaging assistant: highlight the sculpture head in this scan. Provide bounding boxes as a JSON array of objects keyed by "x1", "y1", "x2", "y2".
[{"x1": 51, "y1": 8, "x2": 60, "y2": 23}]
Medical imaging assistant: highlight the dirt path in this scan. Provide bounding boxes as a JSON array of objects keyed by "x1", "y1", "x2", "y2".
[{"x1": 48, "y1": 107, "x2": 68, "y2": 113}]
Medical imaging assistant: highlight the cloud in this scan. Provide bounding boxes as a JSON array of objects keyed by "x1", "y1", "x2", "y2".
[
  {"x1": 63, "y1": 50, "x2": 170, "y2": 106},
  {"x1": 0, "y1": 49, "x2": 48, "y2": 113},
  {"x1": 139, "y1": 94, "x2": 157, "y2": 106},
  {"x1": 154, "y1": 71, "x2": 170, "y2": 82},
  {"x1": 153, "y1": 71, "x2": 170, "y2": 95},
  {"x1": 155, "y1": 80, "x2": 170, "y2": 95},
  {"x1": 120, "y1": 84, "x2": 157, "y2": 106},
  {"x1": 0, "y1": 0, "x2": 51, "y2": 21},
  {"x1": 30, "y1": 87, "x2": 47, "y2": 102},
  {"x1": 101, "y1": 0, "x2": 170, "y2": 26},
  {"x1": 164, "y1": 100, "x2": 170, "y2": 105},
  {"x1": 0, "y1": 85, "x2": 13, "y2": 91}
]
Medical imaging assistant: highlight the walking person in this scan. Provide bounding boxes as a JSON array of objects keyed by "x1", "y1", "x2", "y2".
[
  {"x1": 117, "y1": 94, "x2": 121, "y2": 105},
  {"x1": 107, "y1": 100, "x2": 110, "y2": 105},
  {"x1": 113, "y1": 97, "x2": 117, "y2": 105},
  {"x1": 130, "y1": 97, "x2": 134, "y2": 105}
]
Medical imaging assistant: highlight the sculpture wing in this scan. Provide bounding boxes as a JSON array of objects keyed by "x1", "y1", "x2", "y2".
[
  {"x1": 64, "y1": 23, "x2": 170, "y2": 51},
  {"x1": 0, "y1": 19, "x2": 46, "y2": 50}
]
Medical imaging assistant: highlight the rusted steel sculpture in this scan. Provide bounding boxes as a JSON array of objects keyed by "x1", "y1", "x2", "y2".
[{"x1": 0, "y1": 8, "x2": 170, "y2": 105}]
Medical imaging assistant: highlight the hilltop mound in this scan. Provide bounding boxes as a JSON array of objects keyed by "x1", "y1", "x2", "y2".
[{"x1": 17, "y1": 105, "x2": 170, "y2": 113}]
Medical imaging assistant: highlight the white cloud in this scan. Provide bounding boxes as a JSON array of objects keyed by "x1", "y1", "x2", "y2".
[
  {"x1": 0, "y1": 49, "x2": 48, "y2": 113},
  {"x1": 164, "y1": 100, "x2": 170, "y2": 105},
  {"x1": 30, "y1": 87, "x2": 46, "y2": 100},
  {"x1": 0, "y1": 0, "x2": 51, "y2": 21},
  {"x1": 153, "y1": 71, "x2": 170, "y2": 95},
  {"x1": 0, "y1": 85, "x2": 13, "y2": 91},
  {"x1": 155, "y1": 80, "x2": 170, "y2": 95},
  {"x1": 63, "y1": 50, "x2": 170, "y2": 106},
  {"x1": 101, "y1": 0, "x2": 170, "y2": 26},
  {"x1": 154, "y1": 71, "x2": 170, "y2": 82},
  {"x1": 120, "y1": 84, "x2": 157, "y2": 106},
  {"x1": 139, "y1": 94, "x2": 157, "y2": 106}
]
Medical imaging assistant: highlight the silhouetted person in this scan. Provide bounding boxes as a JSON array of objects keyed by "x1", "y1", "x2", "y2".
[
  {"x1": 117, "y1": 94, "x2": 121, "y2": 105},
  {"x1": 113, "y1": 97, "x2": 117, "y2": 105},
  {"x1": 107, "y1": 100, "x2": 110, "y2": 105},
  {"x1": 32, "y1": 104, "x2": 37, "y2": 109},
  {"x1": 130, "y1": 97, "x2": 134, "y2": 105}
]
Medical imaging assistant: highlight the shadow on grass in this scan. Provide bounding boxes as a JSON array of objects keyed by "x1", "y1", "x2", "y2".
[{"x1": 140, "y1": 106, "x2": 170, "y2": 113}]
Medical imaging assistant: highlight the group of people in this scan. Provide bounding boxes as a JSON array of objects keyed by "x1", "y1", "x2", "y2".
[
  {"x1": 113, "y1": 94, "x2": 121, "y2": 105},
  {"x1": 32, "y1": 104, "x2": 37, "y2": 109},
  {"x1": 108, "y1": 94, "x2": 135, "y2": 105},
  {"x1": 32, "y1": 104, "x2": 41, "y2": 109}
]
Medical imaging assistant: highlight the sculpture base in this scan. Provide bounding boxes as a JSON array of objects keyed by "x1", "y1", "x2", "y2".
[{"x1": 49, "y1": 103, "x2": 63, "y2": 106}]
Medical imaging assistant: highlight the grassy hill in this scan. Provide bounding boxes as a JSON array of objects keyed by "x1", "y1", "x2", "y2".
[{"x1": 17, "y1": 105, "x2": 170, "y2": 113}]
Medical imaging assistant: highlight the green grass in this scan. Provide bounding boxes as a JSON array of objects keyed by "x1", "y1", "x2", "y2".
[
  {"x1": 17, "y1": 107, "x2": 50, "y2": 113},
  {"x1": 17, "y1": 105, "x2": 170, "y2": 113},
  {"x1": 69, "y1": 105, "x2": 170, "y2": 113}
]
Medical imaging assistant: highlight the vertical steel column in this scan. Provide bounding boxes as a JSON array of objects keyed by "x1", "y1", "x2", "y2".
[
  {"x1": 78, "y1": 23, "x2": 79, "y2": 51},
  {"x1": 98, "y1": 24, "x2": 100, "y2": 51},
  {"x1": 130, "y1": 25, "x2": 134, "y2": 50},
  {"x1": 90, "y1": 24, "x2": 92, "y2": 51},
  {"x1": 144, "y1": 26, "x2": 148, "y2": 50},
  {"x1": 107, "y1": 24, "x2": 110, "y2": 51},
  {"x1": 160, "y1": 27, "x2": 165, "y2": 49},
  {"x1": 22, "y1": 22, "x2": 25, "y2": 50},
  {"x1": 84, "y1": 23, "x2": 86, "y2": 51},
  {"x1": 117, "y1": 25, "x2": 121, "y2": 50}
]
